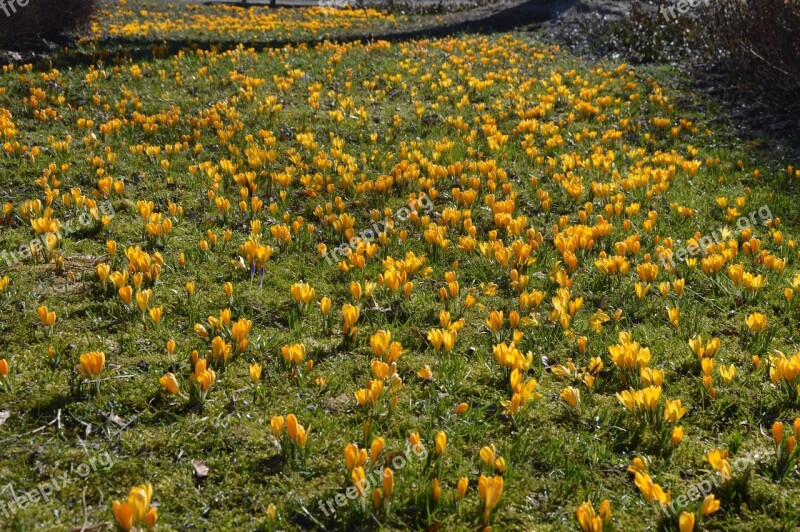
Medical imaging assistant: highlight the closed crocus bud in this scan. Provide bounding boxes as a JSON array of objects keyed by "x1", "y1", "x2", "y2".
[
  {"x1": 166, "y1": 339, "x2": 176, "y2": 355},
  {"x1": 285, "y1": 414, "x2": 298, "y2": 439},
  {"x1": 746, "y1": 312, "x2": 767, "y2": 333},
  {"x1": 370, "y1": 437, "x2": 385, "y2": 463},
  {"x1": 136, "y1": 291, "x2": 152, "y2": 313},
  {"x1": 480, "y1": 446, "x2": 496, "y2": 466},
  {"x1": 598, "y1": 499, "x2": 612, "y2": 523},
  {"x1": 344, "y1": 444, "x2": 360, "y2": 472},
  {"x1": 341, "y1": 304, "x2": 359, "y2": 333},
  {"x1": 112, "y1": 500, "x2": 134, "y2": 530},
  {"x1": 266, "y1": 503, "x2": 277, "y2": 524},
  {"x1": 79, "y1": 352, "x2": 105, "y2": 379},
  {"x1": 671, "y1": 426, "x2": 684, "y2": 445},
  {"x1": 382, "y1": 468, "x2": 394, "y2": 498},
  {"x1": 293, "y1": 424, "x2": 308, "y2": 449},
  {"x1": 149, "y1": 307, "x2": 163, "y2": 325},
  {"x1": 97, "y1": 263, "x2": 111, "y2": 284},
  {"x1": 145, "y1": 507, "x2": 158, "y2": 529},
  {"x1": 793, "y1": 418, "x2": 800, "y2": 442},
  {"x1": 224, "y1": 281, "x2": 233, "y2": 298},
  {"x1": 249, "y1": 364, "x2": 262, "y2": 383},
  {"x1": 452, "y1": 402, "x2": 469, "y2": 415},
  {"x1": 270, "y1": 416, "x2": 284, "y2": 438},
  {"x1": 432, "y1": 478, "x2": 441, "y2": 502},
  {"x1": 773, "y1": 421, "x2": 784, "y2": 445},
  {"x1": 0, "y1": 358, "x2": 9, "y2": 388},
  {"x1": 350, "y1": 281, "x2": 362, "y2": 300},
  {"x1": 673, "y1": 278, "x2": 685, "y2": 296},
  {"x1": 354, "y1": 389, "x2": 368, "y2": 407},
  {"x1": 576, "y1": 336, "x2": 587, "y2": 355},
  {"x1": 679, "y1": 511, "x2": 695, "y2": 532},
  {"x1": 372, "y1": 488, "x2": 382, "y2": 510},
  {"x1": 351, "y1": 467, "x2": 366, "y2": 496},
  {"x1": 371, "y1": 330, "x2": 391, "y2": 358},
  {"x1": 457, "y1": 477, "x2": 468, "y2": 498},
  {"x1": 320, "y1": 296, "x2": 331, "y2": 315},
  {"x1": 435, "y1": 431, "x2": 447, "y2": 455},
  {"x1": 448, "y1": 281, "x2": 459, "y2": 299}
]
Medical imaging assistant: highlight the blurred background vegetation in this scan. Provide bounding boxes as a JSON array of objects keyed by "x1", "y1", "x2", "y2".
[{"x1": 1, "y1": 0, "x2": 798, "y2": 149}]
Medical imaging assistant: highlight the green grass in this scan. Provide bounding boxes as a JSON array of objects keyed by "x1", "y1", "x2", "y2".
[{"x1": 0, "y1": 2, "x2": 799, "y2": 530}]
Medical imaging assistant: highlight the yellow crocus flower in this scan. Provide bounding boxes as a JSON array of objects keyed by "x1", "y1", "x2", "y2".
[
  {"x1": 561, "y1": 387, "x2": 580, "y2": 408},
  {"x1": 679, "y1": 511, "x2": 695, "y2": 532},
  {"x1": 80, "y1": 351, "x2": 105, "y2": 379},
  {"x1": 701, "y1": 494, "x2": 720, "y2": 516},
  {"x1": 746, "y1": 312, "x2": 767, "y2": 333},
  {"x1": 249, "y1": 363, "x2": 262, "y2": 383},
  {"x1": 159, "y1": 372, "x2": 180, "y2": 395},
  {"x1": 435, "y1": 431, "x2": 447, "y2": 455}
]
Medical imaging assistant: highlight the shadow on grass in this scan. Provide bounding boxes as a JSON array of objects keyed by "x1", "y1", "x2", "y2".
[{"x1": 253, "y1": 453, "x2": 288, "y2": 475}]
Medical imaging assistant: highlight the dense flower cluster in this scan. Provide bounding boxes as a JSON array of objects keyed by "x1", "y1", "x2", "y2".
[{"x1": 0, "y1": 2, "x2": 798, "y2": 529}]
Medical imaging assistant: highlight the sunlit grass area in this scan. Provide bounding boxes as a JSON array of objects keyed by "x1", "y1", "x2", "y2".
[
  {"x1": 91, "y1": 1, "x2": 405, "y2": 42},
  {"x1": 1, "y1": 2, "x2": 800, "y2": 530}
]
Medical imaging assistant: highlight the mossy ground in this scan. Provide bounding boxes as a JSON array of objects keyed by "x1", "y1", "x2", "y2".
[{"x1": 0, "y1": 2, "x2": 799, "y2": 531}]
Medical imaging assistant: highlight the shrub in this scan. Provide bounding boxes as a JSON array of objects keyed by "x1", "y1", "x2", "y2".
[
  {"x1": 711, "y1": 0, "x2": 800, "y2": 109},
  {"x1": 0, "y1": 0, "x2": 96, "y2": 46}
]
